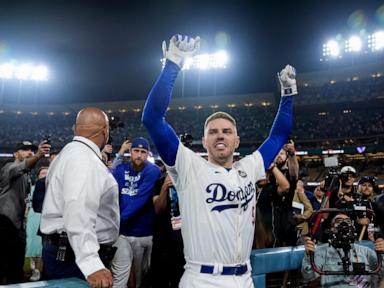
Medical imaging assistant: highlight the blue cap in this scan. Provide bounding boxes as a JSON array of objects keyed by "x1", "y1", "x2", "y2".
[{"x1": 131, "y1": 137, "x2": 150, "y2": 151}]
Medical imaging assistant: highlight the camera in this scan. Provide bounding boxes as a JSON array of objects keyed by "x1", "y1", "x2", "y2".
[
  {"x1": 43, "y1": 135, "x2": 51, "y2": 145},
  {"x1": 323, "y1": 168, "x2": 341, "y2": 192},
  {"x1": 109, "y1": 116, "x2": 124, "y2": 130},
  {"x1": 329, "y1": 219, "x2": 356, "y2": 249}
]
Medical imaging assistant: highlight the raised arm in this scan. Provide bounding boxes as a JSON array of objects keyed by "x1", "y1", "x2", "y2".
[
  {"x1": 258, "y1": 65, "x2": 296, "y2": 169},
  {"x1": 142, "y1": 35, "x2": 200, "y2": 166}
]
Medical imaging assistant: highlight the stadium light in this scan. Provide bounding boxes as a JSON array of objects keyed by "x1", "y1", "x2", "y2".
[
  {"x1": 15, "y1": 64, "x2": 33, "y2": 80},
  {"x1": 323, "y1": 40, "x2": 340, "y2": 57},
  {"x1": 345, "y1": 36, "x2": 362, "y2": 52},
  {"x1": 0, "y1": 62, "x2": 48, "y2": 81},
  {"x1": 0, "y1": 63, "x2": 15, "y2": 79},
  {"x1": 31, "y1": 65, "x2": 48, "y2": 81},
  {"x1": 195, "y1": 54, "x2": 210, "y2": 70},
  {"x1": 211, "y1": 50, "x2": 229, "y2": 69},
  {"x1": 369, "y1": 31, "x2": 384, "y2": 51},
  {"x1": 161, "y1": 50, "x2": 230, "y2": 71},
  {"x1": 183, "y1": 57, "x2": 194, "y2": 70}
]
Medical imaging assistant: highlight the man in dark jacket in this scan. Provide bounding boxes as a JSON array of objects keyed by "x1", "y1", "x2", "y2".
[{"x1": 0, "y1": 140, "x2": 50, "y2": 284}]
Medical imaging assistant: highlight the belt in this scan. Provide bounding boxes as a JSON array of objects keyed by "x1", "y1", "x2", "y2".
[
  {"x1": 43, "y1": 233, "x2": 61, "y2": 245},
  {"x1": 200, "y1": 264, "x2": 248, "y2": 276},
  {"x1": 42, "y1": 233, "x2": 116, "y2": 269},
  {"x1": 43, "y1": 233, "x2": 113, "y2": 249}
]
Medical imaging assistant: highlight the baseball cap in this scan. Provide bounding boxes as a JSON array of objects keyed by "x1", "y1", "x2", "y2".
[
  {"x1": 358, "y1": 176, "x2": 376, "y2": 186},
  {"x1": 14, "y1": 141, "x2": 37, "y2": 152},
  {"x1": 131, "y1": 137, "x2": 149, "y2": 151},
  {"x1": 340, "y1": 166, "x2": 356, "y2": 175}
]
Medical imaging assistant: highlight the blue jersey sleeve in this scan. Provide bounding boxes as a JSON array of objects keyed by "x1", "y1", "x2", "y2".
[
  {"x1": 142, "y1": 60, "x2": 180, "y2": 166},
  {"x1": 258, "y1": 96, "x2": 293, "y2": 169}
]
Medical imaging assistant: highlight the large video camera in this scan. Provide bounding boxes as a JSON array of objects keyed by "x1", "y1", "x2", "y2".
[
  {"x1": 328, "y1": 217, "x2": 356, "y2": 250},
  {"x1": 323, "y1": 168, "x2": 342, "y2": 193},
  {"x1": 107, "y1": 116, "x2": 125, "y2": 145},
  {"x1": 309, "y1": 208, "x2": 382, "y2": 276}
]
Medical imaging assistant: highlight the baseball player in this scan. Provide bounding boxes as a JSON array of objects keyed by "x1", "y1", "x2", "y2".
[{"x1": 142, "y1": 35, "x2": 296, "y2": 288}]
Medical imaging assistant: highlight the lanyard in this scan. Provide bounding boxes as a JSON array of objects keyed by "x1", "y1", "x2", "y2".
[{"x1": 72, "y1": 140, "x2": 107, "y2": 167}]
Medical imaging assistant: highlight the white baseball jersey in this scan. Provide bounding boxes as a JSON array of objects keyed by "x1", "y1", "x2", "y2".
[{"x1": 166, "y1": 143, "x2": 265, "y2": 267}]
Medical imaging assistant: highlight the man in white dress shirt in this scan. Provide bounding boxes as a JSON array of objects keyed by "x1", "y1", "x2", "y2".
[{"x1": 40, "y1": 107, "x2": 120, "y2": 288}]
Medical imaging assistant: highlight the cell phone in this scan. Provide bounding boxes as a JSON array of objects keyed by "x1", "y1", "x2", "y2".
[
  {"x1": 125, "y1": 137, "x2": 131, "y2": 142},
  {"x1": 43, "y1": 136, "x2": 51, "y2": 145}
]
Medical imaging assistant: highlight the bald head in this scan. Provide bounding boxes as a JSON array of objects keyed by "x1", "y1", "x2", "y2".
[{"x1": 75, "y1": 107, "x2": 109, "y2": 148}]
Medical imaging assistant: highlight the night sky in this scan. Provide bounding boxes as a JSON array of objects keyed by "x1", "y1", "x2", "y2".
[{"x1": 0, "y1": 0, "x2": 384, "y2": 104}]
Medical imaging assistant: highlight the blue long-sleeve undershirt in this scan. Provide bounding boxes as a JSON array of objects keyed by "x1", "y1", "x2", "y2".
[
  {"x1": 142, "y1": 61, "x2": 180, "y2": 166},
  {"x1": 258, "y1": 96, "x2": 293, "y2": 168},
  {"x1": 142, "y1": 60, "x2": 293, "y2": 169}
]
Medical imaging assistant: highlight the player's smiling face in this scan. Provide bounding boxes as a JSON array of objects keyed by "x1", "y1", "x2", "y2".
[{"x1": 202, "y1": 118, "x2": 240, "y2": 168}]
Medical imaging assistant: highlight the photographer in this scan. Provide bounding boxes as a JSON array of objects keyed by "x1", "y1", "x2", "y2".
[
  {"x1": 270, "y1": 140, "x2": 299, "y2": 247},
  {"x1": 0, "y1": 140, "x2": 50, "y2": 284},
  {"x1": 329, "y1": 166, "x2": 358, "y2": 209},
  {"x1": 302, "y1": 214, "x2": 384, "y2": 287}
]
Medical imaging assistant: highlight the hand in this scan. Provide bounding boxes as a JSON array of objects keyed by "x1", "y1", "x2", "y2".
[
  {"x1": 162, "y1": 34, "x2": 200, "y2": 68},
  {"x1": 278, "y1": 64, "x2": 297, "y2": 96},
  {"x1": 343, "y1": 194, "x2": 354, "y2": 202},
  {"x1": 36, "y1": 141, "x2": 51, "y2": 158},
  {"x1": 101, "y1": 152, "x2": 109, "y2": 164},
  {"x1": 118, "y1": 140, "x2": 131, "y2": 156},
  {"x1": 293, "y1": 213, "x2": 306, "y2": 223},
  {"x1": 284, "y1": 142, "x2": 296, "y2": 156},
  {"x1": 375, "y1": 238, "x2": 384, "y2": 253},
  {"x1": 304, "y1": 237, "x2": 316, "y2": 254},
  {"x1": 296, "y1": 180, "x2": 305, "y2": 193},
  {"x1": 102, "y1": 144, "x2": 113, "y2": 154},
  {"x1": 357, "y1": 217, "x2": 370, "y2": 226},
  {"x1": 87, "y1": 268, "x2": 112, "y2": 288},
  {"x1": 163, "y1": 175, "x2": 174, "y2": 190}
]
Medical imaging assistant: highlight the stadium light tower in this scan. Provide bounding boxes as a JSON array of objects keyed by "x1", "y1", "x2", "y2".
[
  {"x1": 195, "y1": 54, "x2": 210, "y2": 70},
  {"x1": 0, "y1": 62, "x2": 48, "y2": 81},
  {"x1": 160, "y1": 50, "x2": 229, "y2": 98},
  {"x1": 323, "y1": 40, "x2": 340, "y2": 57},
  {"x1": 0, "y1": 63, "x2": 15, "y2": 79},
  {"x1": 211, "y1": 50, "x2": 229, "y2": 69},
  {"x1": 345, "y1": 36, "x2": 362, "y2": 52},
  {"x1": 369, "y1": 31, "x2": 384, "y2": 51},
  {"x1": 31, "y1": 65, "x2": 49, "y2": 81},
  {"x1": 15, "y1": 64, "x2": 34, "y2": 80},
  {"x1": 161, "y1": 50, "x2": 230, "y2": 71}
]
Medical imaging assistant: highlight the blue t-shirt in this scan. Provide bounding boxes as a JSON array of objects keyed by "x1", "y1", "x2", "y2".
[{"x1": 113, "y1": 161, "x2": 161, "y2": 237}]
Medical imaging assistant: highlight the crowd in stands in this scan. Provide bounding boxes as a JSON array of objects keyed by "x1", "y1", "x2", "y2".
[
  {"x1": 1, "y1": 104, "x2": 383, "y2": 153},
  {"x1": 297, "y1": 74, "x2": 384, "y2": 105}
]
